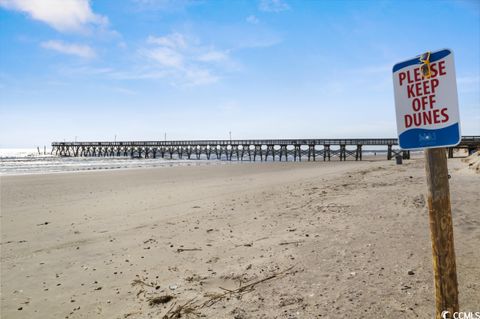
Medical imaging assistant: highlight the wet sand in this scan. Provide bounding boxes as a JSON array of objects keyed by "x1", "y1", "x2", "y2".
[{"x1": 1, "y1": 158, "x2": 479, "y2": 318}]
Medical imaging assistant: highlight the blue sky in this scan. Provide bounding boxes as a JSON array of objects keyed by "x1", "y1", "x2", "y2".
[{"x1": 0, "y1": 0, "x2": 479, "y2": 147}]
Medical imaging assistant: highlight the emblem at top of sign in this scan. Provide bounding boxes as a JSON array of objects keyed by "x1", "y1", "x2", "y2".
[
  {"x1": 392, "y1": 49, "x2": 461, "y2": 150},
  {"x1": 419, "y1": 51, "x2": 431, "y2": 79}
]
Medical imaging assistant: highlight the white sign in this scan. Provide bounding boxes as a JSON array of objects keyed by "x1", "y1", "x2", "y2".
[{"x1": 392, "y1": 49, "x2": 461, "y2": 150}]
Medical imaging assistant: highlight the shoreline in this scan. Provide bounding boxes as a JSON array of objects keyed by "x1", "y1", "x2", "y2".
[{"x1": 0, "y1": 154, "x2": 395, "y2": 177}]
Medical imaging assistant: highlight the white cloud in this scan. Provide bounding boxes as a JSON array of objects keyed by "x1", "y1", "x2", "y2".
[
  {"x1": 0, "y1": 0, "x2": 108, "y2": 33},
  {"x1": 140, "y1": 32, "x2": 232, "y2": 85},
  {"x1": 41, "y1": 40, "x2": 95, "y2": 58},
  {"x1": 144, "y1": 47, "x2": 183, "y2": 67},
  {"x1": 147, "y1": 33, "x2": 187, "y2": 49},
  {"x1": 259, "y1": 0, "x2": 289, "y2": 12},
  {"x1": 183, "y1": 68, "x2": 219, "y2": 86},
  {"x1": 246, "y1": 15, "x2": 259, "y2": 24},
  {"x1": 196, "y1": 50, "x2": 228, "y2": 62}
]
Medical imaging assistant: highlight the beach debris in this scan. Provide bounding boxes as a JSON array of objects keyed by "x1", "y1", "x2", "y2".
[
  {"x1": 132, "y1": 279, "x2": 156, "y2": 288},
  {"x1": 412, "y1": 195, "x2": 426, "y2": 208},
  {"x1": 123, "y1": 311, "x2": 142, "y2": 318},
  {"x1": 1, "y1": 239, "x2": 28, "y2": 245},
  {"x1": 163, "y1": 298, "x2": 199, "y2": 319},
  {"x1": 279, "y1": 296, "x2": 304, "y2": 307},
  {"x1": 206, "y1": 256, "x2": 219, "y2": 264},
  {"x1": 231, "y1": 307, "x2": 247, "y2": 319},
  {"x1": 148, "y1": 295, "x2": 175, "y2": 306},
  {"x1": 169, "y1": 284, "x2": 178, "y2": 291},
  {"x1": 162, "y1": 266, "x2": 295, "y2": 319},
  {"x1": 176, "y1": 248, "x2": 202, "y2": 253},
  {"x1": 279, "y1": 241, "x2": 304, "y2": 246},
  {"x1": 143, "y1": 238, "x2": 157, "y2": 244},
  {"x1": 462, "y1": 151, "x2": 480, "y2": 173},
  {"x1": 185, "y1": 274, "x2": 207, "y2": 283},
  {"x1": 36, "y1": 221, "x2": 50, "y2": 226}
]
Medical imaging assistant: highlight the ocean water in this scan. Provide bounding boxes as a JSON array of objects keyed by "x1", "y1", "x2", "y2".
[
  {"x1": 0, "y1": 149, "x2": 221, "y2": 176},
  {"x1": 0, "y1": 147, "x2": 394, "y2": 176}
]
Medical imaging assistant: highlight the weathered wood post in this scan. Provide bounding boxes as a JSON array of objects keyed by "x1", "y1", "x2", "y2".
[{"x1": 424, "y1": 148, "x2": 459, "y2": 318}]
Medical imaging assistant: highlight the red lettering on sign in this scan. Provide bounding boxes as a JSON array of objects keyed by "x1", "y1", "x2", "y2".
[
  {"x1": 404, "y1": 108, "x2": 450, "y2": 128},
  {"x1": 407, "y1": 84, "x2": 415, "y2": 98},
  {"x1": 438, "y1": 60, "x2": 446, "y2": 76},
  {"x1": 441, "y1": 108, "x2": 449, "y2": 122},
  {"x1": 422, "y1": 110, "x2": 432, "y2": 125},
  {"x1": 405, "y1": 114, "x2": 412, "y2": 128},
  {"x1": 433, "y1": 109, "x2": 441, "y2": 123},
  {"x1": 399, "y1": 72, "x2": 406, "y2": 86},
  {"x1": 429, "y1": 95, "x2": 437, "y2": 109},
  {"x1": 397, "y1": 55, "x2": 452, "y2": 131},
  {"x1": 431, "y1": 78, "x2": 439, "y2": 93}
]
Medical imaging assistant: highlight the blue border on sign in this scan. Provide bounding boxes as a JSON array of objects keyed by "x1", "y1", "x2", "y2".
[
  {"x1": 399, "y1": 122, "x2": 461, "y2": 150},
  {"x1": 392, "y1": 49, "x2": 451, "y2": 73}
]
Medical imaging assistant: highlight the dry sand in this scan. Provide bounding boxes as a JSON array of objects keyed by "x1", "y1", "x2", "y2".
[{"x1": 1, "y1": 158, "x2": 479, "y2": 318}]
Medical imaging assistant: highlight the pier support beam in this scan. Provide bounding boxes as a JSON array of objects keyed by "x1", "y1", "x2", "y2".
[
  {"x1": 356, "y1": 145, "x2": 362, "y2": 161},
  {"x1": 448, "y1": 148, "x2": 454, "y2": 158},
  {"x1": 340, "y1": 145, "x2": 346, "y2": 161},
  {"x1": 241, "y1": 145, "x2": 251, "y2": 161},
  {"x1": 308, "y1": 145, "x2": 315, "y2": 161},
  {"x1": 279, "y1": 145, "x2": 288, "y2": 161},
  {"x1": 294, "y1": 145, "x2": 301, "y2": 162},
  {"x1": 323, "y1": 145, "x2": 330, "y2": 161},
  {"x1": 253, "y1": 145, "x2": 262, "y2": 161},
  {"x1": 266, "y1": 145, "x2": 274, "y2": 161}
]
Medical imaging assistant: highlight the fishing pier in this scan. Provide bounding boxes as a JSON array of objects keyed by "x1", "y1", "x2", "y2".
[{"x1": 51, "y1": 136, "x2": 479, "y2": 161}]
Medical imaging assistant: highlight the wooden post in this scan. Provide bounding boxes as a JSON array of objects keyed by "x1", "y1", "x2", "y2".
[{"x1": 424, "y1": 148, "x2": 459, "y2": 318}]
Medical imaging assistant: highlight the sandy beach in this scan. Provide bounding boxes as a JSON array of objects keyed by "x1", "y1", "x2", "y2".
[{"x1": 1, "y1": 157, "x2": 479, "y2": 318}]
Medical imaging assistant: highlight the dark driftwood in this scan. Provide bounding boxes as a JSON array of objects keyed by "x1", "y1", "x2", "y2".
[{"x1": 162, "y1": 266, "x2": 295, "y2": 319}]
